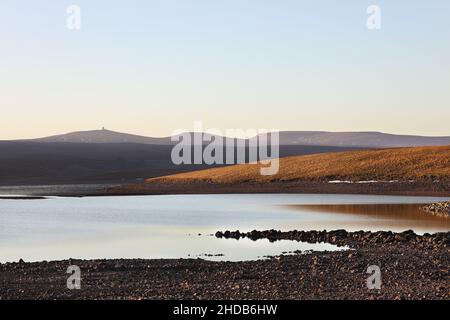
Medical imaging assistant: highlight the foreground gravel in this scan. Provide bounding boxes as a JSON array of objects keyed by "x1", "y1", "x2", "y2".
[{"x1": 0, "y1": 230, "x2": 448, "y2": 300}]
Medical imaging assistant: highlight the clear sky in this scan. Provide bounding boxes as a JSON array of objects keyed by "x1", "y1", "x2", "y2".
[{"x1": 1, "y1": 0, "x2": 449, "y2": 139}]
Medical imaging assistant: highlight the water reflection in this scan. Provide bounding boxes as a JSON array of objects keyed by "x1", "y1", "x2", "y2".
[
  {"x1": 1, "y1": 195, "x2": 449, "y2": 262},
  {"x1": 286, "y1": 203, "x2": 450, "y2": 231}
]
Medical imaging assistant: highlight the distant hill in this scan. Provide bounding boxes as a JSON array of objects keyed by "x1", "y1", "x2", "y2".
[
  {"x1": 148, "y1": 146, "x2": 450, "y2": 184},
  {"x1": 274, "y1": 131, "x2": 450, "y2": 147},
  {"x1": 24, "y1": 129, "x2": 246, "y2": 146},
  {"x1": 10, "y1": 129, "x2": 450, "y2": 148},
  {"x1": 28, "y1": 129, "x2": 172, "y2": 144}
]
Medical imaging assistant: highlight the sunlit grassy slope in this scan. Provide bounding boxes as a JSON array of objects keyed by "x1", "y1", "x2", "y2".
[{"x1": 146, "y1": 146, "x2": 450, "y2": 183}]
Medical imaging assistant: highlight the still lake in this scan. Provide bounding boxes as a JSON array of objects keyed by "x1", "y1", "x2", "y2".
[{"x1": 1, "y1": 194, "x2": 449, "y2": 262}]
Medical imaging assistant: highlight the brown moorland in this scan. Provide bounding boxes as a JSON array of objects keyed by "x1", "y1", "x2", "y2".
[{"x1": 147, "y1": 145, "x2": 450, "y2": 184}]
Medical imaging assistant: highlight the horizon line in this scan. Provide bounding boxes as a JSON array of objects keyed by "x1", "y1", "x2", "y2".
[{"x1": 3, "y1": 128, "x2": 450, "y2": 141}]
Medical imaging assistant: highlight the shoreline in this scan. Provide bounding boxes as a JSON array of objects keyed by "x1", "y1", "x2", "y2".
[
  {"x1": 107, "y1": 181, "x2": 450, "y2": 198},
  {"x1": 0, "y1": 181, "x2": 449, "y2": 198},
  {"x1": 1, "y1": 229, "x2": 448, "y2": 300}
]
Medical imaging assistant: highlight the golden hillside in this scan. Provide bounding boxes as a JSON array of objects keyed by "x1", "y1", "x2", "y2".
[{"x1": 147, "y1": 146, "x2": 450, "y2": 184}]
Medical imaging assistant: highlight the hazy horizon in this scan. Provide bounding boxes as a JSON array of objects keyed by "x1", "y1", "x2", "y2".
[
  {"x1": 1, "y1": 0, "x2": 449, "y2": 139},
  {"x1": 4, "y1": 127, "x2": 450, "y2": 141},
  {"x1": 2, "y1": 127, "x2": 450, "y2": 141}
]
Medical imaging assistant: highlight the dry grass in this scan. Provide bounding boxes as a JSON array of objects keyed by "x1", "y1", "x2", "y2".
[{"x1": 147, "y1": 146, "x2": 450, "y2": 184}]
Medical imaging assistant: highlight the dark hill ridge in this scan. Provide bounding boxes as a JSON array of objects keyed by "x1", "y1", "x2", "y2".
[
  {"x1": 8, "y1": 129, "x2": 450, "y2": 148},
  {"x1": 0, "y1": 142, "x2": 362, "y2": 185},
  {"x1": 1, "y1": 129, "x2": 449, "y2": 186}
]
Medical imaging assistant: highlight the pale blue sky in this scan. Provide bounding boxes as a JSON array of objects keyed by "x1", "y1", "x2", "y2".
[{"x1": 1, "y1": 0, "x2": 449, "y2": 139}]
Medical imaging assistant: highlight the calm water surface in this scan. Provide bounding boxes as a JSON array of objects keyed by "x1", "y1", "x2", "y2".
[{"x1": 0, "y1": 194, "x2": 448, "y2": 262}]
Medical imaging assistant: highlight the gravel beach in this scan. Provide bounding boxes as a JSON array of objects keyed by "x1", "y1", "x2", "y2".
[{"x1": 1, "y1": 230, "x2": 448, "y2": 300}]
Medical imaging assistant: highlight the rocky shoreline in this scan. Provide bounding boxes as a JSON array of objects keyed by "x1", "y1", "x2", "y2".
[
  {"x1": 215, "y1": 229, "x2": 450, "y2": 249},
  {"x1": 422, "y1": 201, "x2": 450, "y2": 218},
  {"x1": 0, "y1": 229, "x2": 448, "y2": 300}
]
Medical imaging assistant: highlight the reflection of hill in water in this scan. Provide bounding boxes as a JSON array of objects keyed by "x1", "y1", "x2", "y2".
[{"x1": 289, "y1": 203, "x2": 450, "y2": 229}]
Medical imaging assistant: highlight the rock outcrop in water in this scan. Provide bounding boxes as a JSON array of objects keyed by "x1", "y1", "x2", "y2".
[
  {"x1": 421, "y1": 201, "x2": 450, "y2": 218},
  {"x1": 215, "y1": 229, "x2": 450, "y2": 249}
]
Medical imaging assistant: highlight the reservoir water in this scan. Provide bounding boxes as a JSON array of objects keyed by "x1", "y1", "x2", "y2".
[{"x1": 0, "y1": 194, "x2": 449, "y2": 262}]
